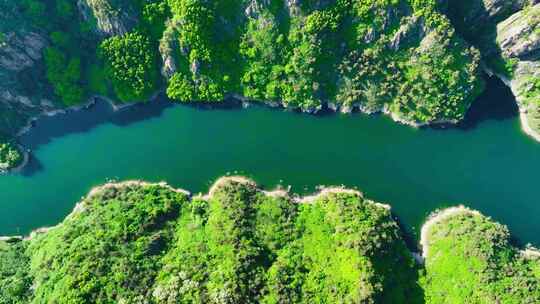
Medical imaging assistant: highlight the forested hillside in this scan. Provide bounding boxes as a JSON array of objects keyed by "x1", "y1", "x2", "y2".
[
  {"x1": 0, "y1": 0, "x2": 487, "y2": 170},
  {"x1": 2, "y1": 0, "x2": 539, "y2": 168},
  {"x1": 0, "y1": 177, "x2": 538, "y2": 303}
]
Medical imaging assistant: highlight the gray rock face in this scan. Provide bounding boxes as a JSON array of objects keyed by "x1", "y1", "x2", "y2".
[
  {"x1": 0, "y1": 32, "x2": 47, "y2": 71},
  {"x1": 451, "y1": 0, "x2": 525, "y2": 28},
  {"x1": 494, "y1": 3, "x2": 540, "y2": 106},
  {"x1": 245, "y1": 0, "x2": 271, "y2": 18},
  {"x1": 389, "y1": 16, "x2": 426, "y2": 51},
  {"x1": 481, "y1": 3, "x2": 540, "y2": 139},
  {"x1": 497, "y1": 4, "x2": 540, "y2": 60},
  {"x1": 0, "y1": 2, "x2": 61, "y2": 137},
  {"x1": 284, "y1": 0, "x2": 302, "y2": 17},
  {"x1": 78, "y1": 0, "x2": 138, "y2": 37}
]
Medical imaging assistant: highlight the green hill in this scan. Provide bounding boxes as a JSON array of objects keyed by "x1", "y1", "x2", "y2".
[{"x1": 1, "y1": 177, "x2": 538, "y2": 303}]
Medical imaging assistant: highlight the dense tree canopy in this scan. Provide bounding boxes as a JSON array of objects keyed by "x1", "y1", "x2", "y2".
[
  {"x1": 422, "y1": 210, "x2": 540, "y2": 303},
  {"x1": 157, "y1": 0, "x2": 483, "y2": 121},
  {"x1": 7, "y1": 0, "x2": 486, "y2": 124},
  {"x1": 100, "y1": 31, "x2": 159, "y2": 102},
  {"x1": 1, "y1": 178, "x2": 538, "y2": 303}
]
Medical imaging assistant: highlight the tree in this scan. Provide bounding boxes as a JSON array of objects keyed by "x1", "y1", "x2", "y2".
[{"x1": 100, "y1": 32, "x2": 160, "y2": 102}]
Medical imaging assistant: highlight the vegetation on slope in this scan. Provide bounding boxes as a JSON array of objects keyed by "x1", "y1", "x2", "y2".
[
  {"x1": 0, "y1": 178, "x2": 538, "y2": 303},
  {"x1": 9, "y1": 0, "x2": 485, "y2": 124},
  {"x1": 20, "y1": 0, "x2": 97, "y2": 106},
  {"x1": 446, "y1": 1, "x2": 540, "y2": 136},
  {"x1": 0, "y1": 179, "x2": 421, "y2": 303},
  {"x1": 0, "y1": 241, "x2": 31, "y2": 303},
  {"x1": 422, "y1": 209, "x2": 540, "y2": 303},
  {"x1": 161, "y1": 0, "x2": 483, "y2": 122},
  {"x1": 100, "y1": 31, "x2": 160, "y2": 102}
]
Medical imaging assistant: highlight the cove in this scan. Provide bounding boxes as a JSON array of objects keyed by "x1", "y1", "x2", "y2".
[{"x1": 1, "y1": 78, "x2": 539, "y2": 246}]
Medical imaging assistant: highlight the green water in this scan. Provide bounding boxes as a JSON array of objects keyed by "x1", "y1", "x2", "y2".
[{"x1": 1, "y1": 80, "x2": 539, "y2": 246}]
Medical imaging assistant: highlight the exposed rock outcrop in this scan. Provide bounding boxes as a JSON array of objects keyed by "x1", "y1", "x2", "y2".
[
  {"x1": 450, "y1": 0, "x2": 540, "y2": 141},
  {"x1": 447, "y1": 0, "x2": 526, "y2": 37},
  {"x1": 77, "y1": 0, "x2": 138, "y2": 37},
  {"x1": 493, "y1": 4, "x2": 540, "y2": 140},
  {"x1": 159, "y1": 20, "x2": 181, "y2": 78},
  {"x1": 389, "y1": 16, "x2": 426, "y2": 51},
  {"x1": 0, "y1": 2, "x2": 60, "y2": 136},
  {"x1": 497, "y1": 4, "x2": 540, "y2": 60}
]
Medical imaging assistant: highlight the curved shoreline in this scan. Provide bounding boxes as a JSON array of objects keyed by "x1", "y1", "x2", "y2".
[
  {"x1": 2, "y1": 176, "x2": 539, "y2": 263},
  {"x1": 419, "y1": 206, "x2": 480, "y2": 259},
  {"x1": 484, "y1": 67, "x2": 540, "y2": 143},
  {"x1": 7, "y1": 89, "x2": 476, "y2": 173},
  {"x1": 520, "y1": 111, "x2": 540, "y2": 142},
  {"x1": 419, "y1": 205, "x2": 540, "y2": 261},
  {"x1": 14, "y1": 92, "x2": 163, "y2": 139},
  {"x1": 0, "y1": 176, "x2": 387, "y2": 241}
]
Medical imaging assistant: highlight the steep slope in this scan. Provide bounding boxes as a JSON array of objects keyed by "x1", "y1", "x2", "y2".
[
  {"x1": 162, "y1": 0, "x2": 483, "y2": 124},
  {"x1": 0, "y1": 178, "x2": 420, "y2": 303},
  {"x1": 0, "y1": 0, "x2": 140, "y2": 170},
  {"x1": 0, "y1": 0, "x2": 485, "y2": 165},
  {"x1": 0, "y1": 1, "x2": 52, "y2": 136},
  {"x1": 77, "y1": 0, "x2": 139, "y2": 37},
  {"x1": 495, "y1": 4, "x2": 540, "y2": 140},
  {"x1": 421, "y1": 206, "x2": 540, "y2": 303}
]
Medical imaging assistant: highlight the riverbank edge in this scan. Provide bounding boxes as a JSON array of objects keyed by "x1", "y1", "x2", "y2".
[
  {"x1": 6, "y1": 85, "x2": 473, "y2": 173},
  {"x1": 520, "y1": 111, "x2": 540, "y2": 142},
  {"x1": 3, "y1": 91, "x2": 163, "y2": 174},
  {"x1": 3, "y1": 176, "x2": 538, "y2": 262},
  {"x1": 419, "y1": 205, "x2": 540, "y2": 261},
  {"x1": 0, "y1": 176, "x2": 390, "y2": 242}
]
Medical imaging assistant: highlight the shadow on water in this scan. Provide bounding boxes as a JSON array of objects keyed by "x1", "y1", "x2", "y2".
[
  {"x1": 459, "y1": 75, "x2": 519, "y2": 129},
  {"x1": 426, "y1": 75, "x2": 518, "y2": 131},
  {"x1": 19, "y1": 94, "x2": 174, "y2": 150},
  {"x1": 18, "y1": 94, "x2": 175, "y2": 176},
  {"x1": 19, "y1": 154, "x2": 44, "y2": 177},
  {"x1": 17, "y1": 75, "x2": 518, "y2": 176}
]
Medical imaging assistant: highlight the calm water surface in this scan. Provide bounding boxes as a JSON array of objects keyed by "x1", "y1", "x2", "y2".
[{"x1": 1, "y1": 79, "x2": 539, "y2": 246}]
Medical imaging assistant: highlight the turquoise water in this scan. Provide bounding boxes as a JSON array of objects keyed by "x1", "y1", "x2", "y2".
[{"x1": 1, "y1": 79, "x2": 539, "y2": 246}]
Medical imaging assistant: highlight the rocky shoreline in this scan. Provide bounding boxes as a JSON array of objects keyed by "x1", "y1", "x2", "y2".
[
  {"x1": 5, "y1": 89, "x2": 467, "y2": 174},
  {"x1": 2, "y1": 176, "x2": 538, "y2": 262},
  {"x1": 0, "y1": 176, "x2": 381, "y2": 241},
  {"x1": 520, "y1": 111, "x2": 540, "y2": 142},
  {"x1": 6, "y1": 66, "x2": 538, "y2": 175},
  {"x1": 419, "y1": 206, "x2": 480, "y2": 259}
]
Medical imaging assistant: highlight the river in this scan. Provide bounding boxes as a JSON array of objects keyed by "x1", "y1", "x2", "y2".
[{"x1": 1, "y1": 78, "x2": 539, "y2": 247}]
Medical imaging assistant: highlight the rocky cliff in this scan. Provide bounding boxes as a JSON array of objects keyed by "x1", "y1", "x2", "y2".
[
  {"x1": 77, "y1": 0, "x2": 138, "y2": 37},
  {"x1": 495, "y1": 4, "x2": 540, "y2": 140},
  {"x1": 449, "y1": 0, "x2": 540, "y2": 140},
  {"x1": 0, "y1": 0, "x2": 140, "y2": 140},
  {"x1": 0, "y1": 1, "x2": 55, "y2": 136},
  {"x1": 1, "y1": 0, "x2": 539, "y2": 149}
]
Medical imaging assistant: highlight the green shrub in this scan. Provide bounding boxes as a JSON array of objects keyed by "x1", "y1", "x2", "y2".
[
  {"x1": 44, "y1": 47, "x2": 85, "y2": 106},
  {"x1": 0, "y1": 142, "x2": 22, "y2": 170}
]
